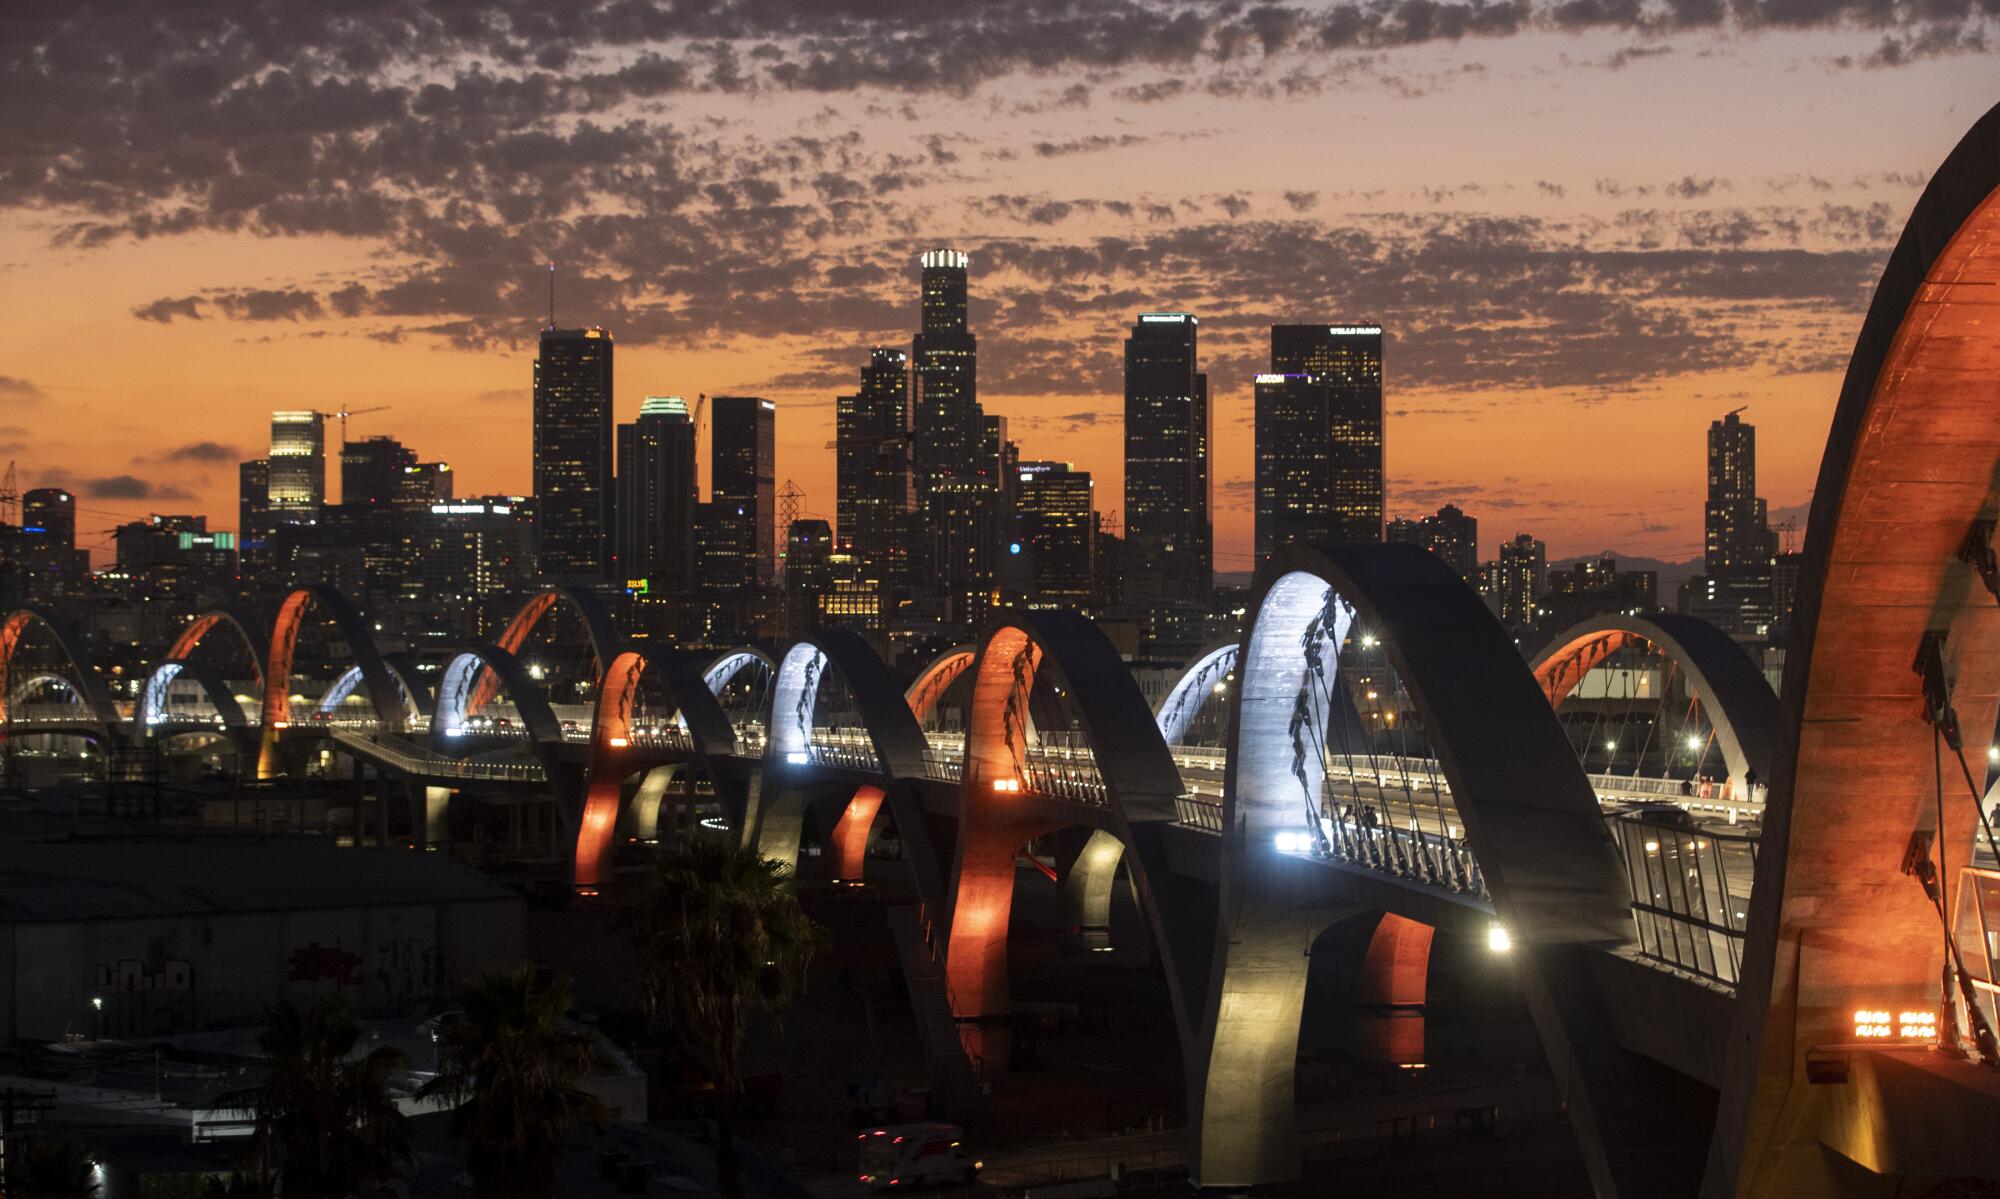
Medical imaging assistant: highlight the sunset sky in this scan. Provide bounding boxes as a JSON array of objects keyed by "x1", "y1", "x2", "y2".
[{"x1": 3, "y1": 3, "x2": 1996, "y2": 571}]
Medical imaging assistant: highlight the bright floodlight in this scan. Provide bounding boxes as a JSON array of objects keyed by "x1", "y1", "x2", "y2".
[
  {"x1": 785, "y1": 751, "x2": 810, "y2": 766},
  {"x1": 1360, "y1": 634, "x2": 1378, "y2": 649},
  {"x1": 1685, "y1": 734, "x2": 1702, "y2": 751},
  {"x1": 1486, "y1": 925, "x2": 1512, "y2": 953},
  {"x1": 1605, "y1": 740, "x2": 1617, "y2": 751},
  {"x1": 1989, "y1": 745, "x2": 1998, "y2": 764}
]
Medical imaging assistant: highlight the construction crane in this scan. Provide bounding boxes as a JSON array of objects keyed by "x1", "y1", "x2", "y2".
[{"x1": 321, "y1": 405, "x2": 391, "y2": 452}]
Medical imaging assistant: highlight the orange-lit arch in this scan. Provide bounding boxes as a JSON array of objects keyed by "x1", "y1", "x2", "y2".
[
  {"x1": 468, "y1": 587, "x2": 616, "y2": 715},
  {"x1": 905, "y1": 646, "x2": 975, "y2": 724},
  {"x1": 257, "y1": 586, "x2": 400, "y2": 777},
  {"x1": 0, "y1": 608, "x2": 119, "y2": 728},
  {"x1": 828, "y1": 784, "x2": 885, "y2": 881},
  {"x1": 574, "y1": 645, "x2": 736, "y2": 889},
  {"x1": 1528, "y1": 612, "x2": 1775, "y2": 792},
  {"x1": 165, "y1": 608, "x2": 268, "y2": 695}
]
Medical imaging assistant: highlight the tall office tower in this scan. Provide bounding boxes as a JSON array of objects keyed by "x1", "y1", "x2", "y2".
[
  {"x1": 22, "y1": 488, "x2": 74, "y2": 548},
  {"x1": 836, "y1": 349, "x2": 914, "y2": 594},
  {"x1": 1123, "y1": 313, "x2": 1211, "y2": 593},
  {"x1": 1253, "y1": 373, "x2": 1333, "y2": 561},
  {"x1": 419, "y1": 497, "x2": 536, "y2": 626},
  {"x1": 18, "y1": 488, "x2": 88, "y2": 604},
  {"x1": 532, "y1": 324, "x2": 614, "y2": 581},
  {"x1": 910, "y1": 249, "x2": 994, "y2": 626},
  {"x1": 711, "y1": 396, "x2": 776, "y2": 587},
  {"x1": 1271, "y1": 324, "x2": 1384, "y2": 543},
  {"x1": 615, "y1": 396, "x2": 698, "y2": 593},
  {"x1": 1493, "y1": 533, "x2": 1548, "y2": 628},
  {"x1": 238, "y1": 458, "x2": 270, "y2": 579},
  {"x1": 786, "y1": 518, "x2": 834, "y2": 632},
  {"x1": 1703, "y1": 410, "x2": 1778, "y2": 635},
  {"x1": 341, "y1": 435, "x2": 417, "y2": 508},
  {"x1": 267, "y1": 411, "x2": 327, "y2": 523},
  {"x1": 1015, "y1": 461, "x2": 1095, "y2": 609}
]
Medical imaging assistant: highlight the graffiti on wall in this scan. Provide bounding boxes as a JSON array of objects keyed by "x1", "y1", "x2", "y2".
[
  {"x1": 288, "y1": 942, "x2": 363, "y2": 987},
  {"x1": 93, "y1": 958, "x2": 196, "y2": 1035}
]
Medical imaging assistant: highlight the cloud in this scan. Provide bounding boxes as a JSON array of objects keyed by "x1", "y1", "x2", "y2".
[
  {"x1": 0, "y1": 376, "x2": 45, "y2": 403},
  {"x1": 159, "y1": 440, "x2": 241, "y2": 463},
  {"x1": 133, "y1": 296, "x2": 203, "y2": 323},
  {"x1": 83, "y1": 474, "x2": 195, "y2": 501}
]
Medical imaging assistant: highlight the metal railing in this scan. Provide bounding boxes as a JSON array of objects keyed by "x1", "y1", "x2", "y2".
[
  {"x1": 329, "y1": 730, "x2": 546, "y2": 782},
  {"x1": 1606, "y1": 811, "x2": 1754, "y2": 986}
]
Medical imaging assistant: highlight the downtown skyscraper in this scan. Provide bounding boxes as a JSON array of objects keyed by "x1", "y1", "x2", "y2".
[
  {"x1": 532, "y1": 325, "x2": 614, "y2": 581},
  {"x1": 710, "y1": 395, "x2": 776, "y2": 586},
  {"x1": 616, "y1": 396, "x2": 698, "y2": 594},
  {"x1": 1699, "y1": 409, "x2": 1778, "y2": 636},
  {"x1": 910, "y1": 249, "x2": 998, "y2": 628},
  {"x1": 1270, "y1": 324, "x2": 1385, "y2": 545},
  {"x1": 1123, "y1": 313, "x2": 1211, "y2": 596},
  {"x1": 836, "y1": 348, "x2": 914, "y2": 598}
]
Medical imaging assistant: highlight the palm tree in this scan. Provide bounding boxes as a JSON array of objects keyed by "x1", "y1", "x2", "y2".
[
  {"x1": 418, "y1": 967, "x2": 607, "y2": 1199},
  {"x1": 6, "y1": 1135, "x2": 97, "y2": 1197},
  {"x1": 623, "y1": 833, "x2": 823, "y2": 1199},
  {"x1": 218, "y1": 997, "x2": 413, "y2": 1199}
]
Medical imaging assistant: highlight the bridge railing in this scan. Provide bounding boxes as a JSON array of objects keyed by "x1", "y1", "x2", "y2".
[
  {"x1": 329, "y1": 730, "x2": 546, "y2": 782},
  {"x1": 1953, "y1": 866, "x2": 2000, "y2": 1043},
  {"x1": 8, "y1": 704, "x2": 106, "y2": 725},
  {"x1": 1605, "y1": 811, "x2": 1753, "y2": 986},
  {"x1": 1318, "y1": 812, "x2": 1486, "y2": 898},
  {"x1": 804, "y1": 728, "x2": 876, "y2": 771}
]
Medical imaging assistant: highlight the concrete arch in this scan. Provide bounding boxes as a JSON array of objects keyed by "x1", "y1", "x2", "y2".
[
  {"x1": 431, "y1": 645, "x2": 563, "y2": 750},
  {"x1": 827, "y1": 784, "x2": 886, "y2": 881},
  {"x1": 165, "y1": 607, "x2": 269, "y2": 694},
  {"x1": 944, "y1": 610, "x2": 1207, "y2": 1070},
  {"x1": 139, "y1": 661, "x2": 249, "y2": 730},
  {"x1": 0, "y1": 607, "x2": 119, "y2": 727},
  {"x1": 1708, "y1": 101, "x2": 2000, "y2": 1197},
  {"x1": 1530, "y1": 612, "x2": 1777, "y2": 795},
  {"x1": 1197, "y1": 543, "x2": 1679, "y2": 1195},
  {"x1": 905, "y1": 646, "x2": 976, "y2": 724},
  {"x1": 755, "y1": 631, "x2": 934, "y2": 867},
  {"x1": 469, "y1": 586, "x2": 617, "y2": 715},
  {"x1": 703, "y1": 647, "x2": 773, "y2": 697},
  {"x1": 577, "y1": 645, "x2": 739, "y2": 888},
  {"x1": 769, "y1": 631, "x2": 931, "y2": 779},
  {"x1": 259, "y1": 586, "x2": 402, "y2": 777},
  {"x1": 1154, "y1": 640, "x2": 1239, "y2": 746},
  {"x1": 314, "y1": 660, "x2": 426, "y2": 725}
]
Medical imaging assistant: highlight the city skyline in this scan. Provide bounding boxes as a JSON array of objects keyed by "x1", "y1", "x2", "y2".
[{"x1": 3, "y1": 7, "x2": 1994, "y2": 566}]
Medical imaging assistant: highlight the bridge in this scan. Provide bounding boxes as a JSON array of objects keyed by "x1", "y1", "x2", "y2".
[{"x1": 11, "y1": 95, "x2": 2000, "y2": 1199}]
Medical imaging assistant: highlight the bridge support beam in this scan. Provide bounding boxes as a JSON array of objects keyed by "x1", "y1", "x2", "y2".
[
  {"x1": 418, "y1": 785, "x2": 451, "y2": 849},
  {"x1": 828, "y1": 785, "x2": 884, "y2": 882},
  {"x1": 1195, "y1": 872, "x2": 1357, "y2": 1188},
  {"x1": 1354, "y1": 912, "x2": 1432, "y2": 1068},
  {"x1": 747, "y1": 770, "x2": 809, "y2": 869},
  {"x1": 1060, "y1": 828, "x2": 1124, "y2": 951},
  {"x1": 628, "y1": 765, "x2": 679, "y2": 842}
]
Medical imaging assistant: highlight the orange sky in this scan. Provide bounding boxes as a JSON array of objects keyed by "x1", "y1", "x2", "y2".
[{"x1": 2, "y1": 12, "x2": 1994, "y2": 568}]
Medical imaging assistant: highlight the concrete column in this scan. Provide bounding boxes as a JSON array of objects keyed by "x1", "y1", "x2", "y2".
[
  {"x1": 749, "y1": 776, "x2": 809, "y2": 871},
  {"x1": 1353, "y1": 912, "x2": 1432, "y2": 1068},
  {"x1": 423, "y1": 786, "x2": 451, "y2": 849},
  {"x1": 627, "y1": 765, "x2": 678, "y2": 842},
  {"x1": 1197, "y1": 889, "x2": 1354, "y2": 1186},
  {"x1": 827, "y1": 785, "x2": 885, "y2": 881},
  {"x1": 1061, "y1": 828, "x2": 1124, "y2": 951}
]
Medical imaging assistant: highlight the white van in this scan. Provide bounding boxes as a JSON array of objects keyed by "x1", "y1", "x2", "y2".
[{"x1": 857, "y1": 1122, "x2": 982, "y2": 1189}]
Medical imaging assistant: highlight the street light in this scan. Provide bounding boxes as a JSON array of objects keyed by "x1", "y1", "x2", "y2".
[
  {"x1": 1486, "y1": 925, "x2": 1512, "y2": 953},
  {"x1": 1685, "y1": 734, "x2": 1702, "y2": 752}
]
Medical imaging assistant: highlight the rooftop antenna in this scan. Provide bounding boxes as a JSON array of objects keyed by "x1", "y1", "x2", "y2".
[{"x1": 547, "y1": 262, "x2": 556, "y2": 329}]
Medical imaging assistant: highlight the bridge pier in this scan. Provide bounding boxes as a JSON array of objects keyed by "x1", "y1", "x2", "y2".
[
  {"x1": 827, "y1": 784, "x2": 885, "y2": 882},
  {"x1": 413, "y1": 784, "x2": 451, "y2": 849},
  {"x1": 1058, "y1": 828, "x2": 1125, "y2": 952},
  {"x1": 1194, "y1": 860, "x2": 1359, "y2": 1189},
  {"x1": 1353, "y1": 912, "x2": 1433, "y2": 1067}
]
